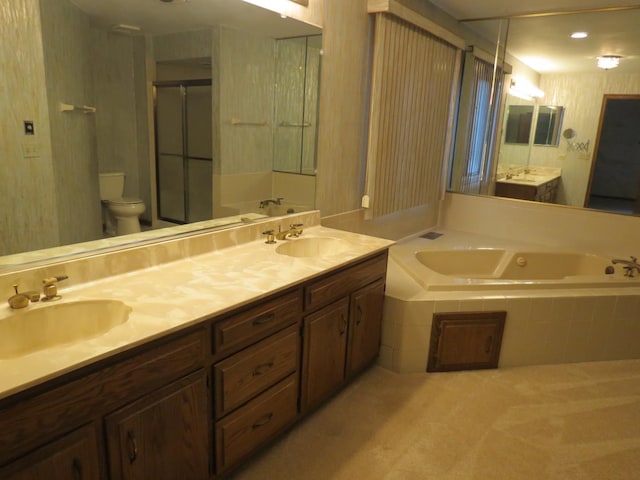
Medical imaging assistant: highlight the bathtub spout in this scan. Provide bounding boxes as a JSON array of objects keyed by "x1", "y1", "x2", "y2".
[{"x1": 612, "y1": 256, "x2": 640, "y2": 277}]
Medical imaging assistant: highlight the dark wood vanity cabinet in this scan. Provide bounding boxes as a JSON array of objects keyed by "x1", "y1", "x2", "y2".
[
  {"x1": 0, "y1": 424, "x2": 101, "y2": 480},
  {"x1": 301, "y1": 254, "x2": 388, "y2": 412},
  {"x1": 495, "y1": 178, "x2": 559, "y2": 203},
  {"x1": 0, "y1": 250, "x2": 388, "y2": 480},
  {"x1": 105, "y1": 371, "x2": 210, "y2": 480},
  {"x1": 0, "y1": 329, "x2": 207, "y2": 479}
]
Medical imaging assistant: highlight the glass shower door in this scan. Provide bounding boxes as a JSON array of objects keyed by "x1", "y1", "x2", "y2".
[{"x1": 155, "y1": 80, "x2": 212, "y2": 224}]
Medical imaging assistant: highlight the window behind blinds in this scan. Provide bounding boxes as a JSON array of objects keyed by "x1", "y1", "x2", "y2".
[{"x1": 365, "y1": 13, "x2": 462, "y2": 218}]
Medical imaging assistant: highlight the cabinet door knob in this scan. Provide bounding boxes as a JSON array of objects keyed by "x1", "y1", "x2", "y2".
[
  {"x1": 127, "y1": 431, "x2": 139, "y2": 464},
  {"x1": 72, "y1": 457, "x2": 83, "y2": 480},
  {"x1": 485, "y1": 336, "x2": 493, "y2": 354},
  {"x1": 356, "y1": 304, "x2": 363, "y2": 326},
  {"x1": 338, "y1": 314, "x2": 347, "y2": 335}
]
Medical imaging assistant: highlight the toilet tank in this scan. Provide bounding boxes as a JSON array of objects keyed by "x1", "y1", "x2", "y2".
[{"x1": 98, "y1": 172, "x2": 125, "y2": 200}]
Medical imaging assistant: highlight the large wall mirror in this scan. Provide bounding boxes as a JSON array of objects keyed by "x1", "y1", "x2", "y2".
[
  {"x1": 449, "y1": 7, "x2": 640, "y2": 217},
  {"x1": 0, "y1": 0, "x2": 321, "y2": 267}
]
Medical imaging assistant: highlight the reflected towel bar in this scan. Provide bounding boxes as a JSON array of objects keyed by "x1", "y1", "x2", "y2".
[
  {"x1": 230, "y1": 118, "x2": 268, "y2": 126},
  {"x1": 59, "y1": 102, "x2": 97, "y2": 114}
]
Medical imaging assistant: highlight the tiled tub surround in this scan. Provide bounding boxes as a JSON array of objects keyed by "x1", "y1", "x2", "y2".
[
  {"x1": 381, "y1": 230, "x2": 640, "y2": 373},
  {"x1": 0, "y1": 211, "x2": 394, "y2": 399}
]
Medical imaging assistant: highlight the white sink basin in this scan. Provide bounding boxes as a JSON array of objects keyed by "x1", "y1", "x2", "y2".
[
  {"x1": 0, "y1": 300, "x2": 131, "y2": 359},
  {"x1": 275, "y1": 237, "x2": 351, "y2": 258},
  {"x1": 510, "y1": 174, "x2": 546, "y2": 183}
]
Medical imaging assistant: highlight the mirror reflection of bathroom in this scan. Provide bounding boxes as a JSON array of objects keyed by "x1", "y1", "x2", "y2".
[
  {"x1": 504, "y1": 103, "x2": 533, "y2": 145},
  {"x1": 273, "y1": 35, "x2": 322, "y2": 176},
  {"x1": 534, "y1": 106, "x2": 564, "y2": 146}
]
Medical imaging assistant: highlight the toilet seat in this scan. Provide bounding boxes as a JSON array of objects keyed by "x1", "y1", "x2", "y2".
[{"x1": 106, "y1": 197, "x2": 144, "y2": 206}]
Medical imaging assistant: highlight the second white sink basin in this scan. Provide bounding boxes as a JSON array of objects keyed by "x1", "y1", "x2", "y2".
[
  {"x1": 275, "y1": 237, "x2": 351, "y2": 258},
  {"x1": 0, "y1": 300, "x2": 132, "y2": 359}
]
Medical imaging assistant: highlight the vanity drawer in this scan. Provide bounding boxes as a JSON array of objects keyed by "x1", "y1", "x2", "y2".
[
  {"x1": 304, "y1": 251, "x2": 388, "y2": 312},
  {"x1": 214, "y1": 325, "x2": 299, "y2": 418},
  {"x1": 213, "y1": 290, "x2": 302, "y2": 355},
  {"x1": 215, "y1": 374, "x2": 298, "y2": 474}
]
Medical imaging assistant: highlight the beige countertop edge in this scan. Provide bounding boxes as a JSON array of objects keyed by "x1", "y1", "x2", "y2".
[
  {"x1": 0, "y1": 226, "x2": 394, "y2": 401},
  {"x1": 496, "y1": 174, "x2": 561, "y2": 188}
]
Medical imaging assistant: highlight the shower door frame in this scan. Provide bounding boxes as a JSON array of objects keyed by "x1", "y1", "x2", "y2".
[{"x1": 153, "y1": 79, "x2": 213, "y2": 225}]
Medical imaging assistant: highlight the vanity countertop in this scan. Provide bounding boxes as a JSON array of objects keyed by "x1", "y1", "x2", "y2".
[
  {"x1": 496, "y1": 167, "x2": 562, "y2": 188},
  {"x1": 0, "y1": 226, "x2": 394, "y2": 400}
]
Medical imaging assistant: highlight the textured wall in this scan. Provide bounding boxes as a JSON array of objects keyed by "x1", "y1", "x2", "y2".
[
  {"x1": 0, "y1": 0, "x2": 59, "y2": 255},
  {"x1": 315, "y1": 0, "x2": 371, "y2": 216},
  {"x1": 39, "y1": 0, "x2": 102, "y2": 247}
]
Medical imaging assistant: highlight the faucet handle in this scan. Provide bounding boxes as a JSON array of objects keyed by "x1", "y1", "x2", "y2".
[
  {"x1": 8, "y1": 284, "x2": 30, "y2": 309},
  {"x1": 262, "y1": 230, "x2": 276, "y2": 244},
  {"x1": 42, "y1": 275, "x2": 68, "y2": 302},
  {"x1": 289, "y1": 223, "x2": 303, "y2": 238}
]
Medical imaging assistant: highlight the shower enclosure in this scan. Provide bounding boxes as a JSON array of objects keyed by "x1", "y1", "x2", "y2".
[{"x1": 154, "y1": 80, "x2": 213, "y2": 224}]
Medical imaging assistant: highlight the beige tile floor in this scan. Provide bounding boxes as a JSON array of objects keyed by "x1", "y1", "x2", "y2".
[{"x1": 229, "y1": 360, "x2": 640, "y2": 479}]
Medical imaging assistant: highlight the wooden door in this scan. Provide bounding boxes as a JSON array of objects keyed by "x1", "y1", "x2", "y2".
[
  {"x1": 428, "y1": 311, "x2": 506, "y2": 372},
  {"x1": 105, "y1": 371, "x2": 209, "y2": 480},
  {"x1": 0, "y1": 424, "x2": 100, "y2": 480},
  {"x1": 346, "y1": 279, "x2": 385, "y2": 377},
  {"x1": 300, "y1": 297, "x2": 349, "y2": 411}
]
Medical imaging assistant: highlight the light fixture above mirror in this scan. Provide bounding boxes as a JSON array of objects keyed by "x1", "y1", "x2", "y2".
[{"x1": 509, "y1": 76, "x2": 544, "y2": 101}]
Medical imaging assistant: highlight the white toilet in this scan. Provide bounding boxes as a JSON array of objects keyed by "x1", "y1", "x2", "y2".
[{"x1": 98, "y1": 172, "x2": 146, "y2": 236}]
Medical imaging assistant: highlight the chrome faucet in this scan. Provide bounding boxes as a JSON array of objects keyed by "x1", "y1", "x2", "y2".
[
  {"x1": 275, "y1": 223, "x2": 303, "y2": 240},
  {"x1": 259, "y1": 198, "x2": 284, "y2": 208},
  {"x1": 611, "y1": 256, "x2": 640, "y2": 277}
]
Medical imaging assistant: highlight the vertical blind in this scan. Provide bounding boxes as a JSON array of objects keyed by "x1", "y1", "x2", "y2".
[
  {"x1": 365, "y1": 13, "x2": 462, "y2": 218},
  {"x1": 453, "y1": 54, "x2": 504, "y2": 194}
]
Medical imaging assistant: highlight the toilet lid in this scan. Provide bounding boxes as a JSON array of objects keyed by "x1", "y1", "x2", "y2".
[{"x1": 108, "y1": 197, "x2": 144, "y2": 205}]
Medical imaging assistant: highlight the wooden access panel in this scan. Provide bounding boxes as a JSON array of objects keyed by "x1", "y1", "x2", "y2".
[{"x1": 427, "y1": 311, "x2": 506, "y2": 372}]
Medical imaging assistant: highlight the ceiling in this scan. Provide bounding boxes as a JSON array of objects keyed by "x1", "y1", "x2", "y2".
[
  {"x1": 430, "y1": 0, "x2": 640, "y2": 74},
  {"x1": 69, "y1": 0, "x2": 320, "y2": 37}
]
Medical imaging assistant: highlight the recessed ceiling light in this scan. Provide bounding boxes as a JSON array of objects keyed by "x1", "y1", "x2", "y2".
[{"x1": 571, "y1": 32, "x2": 588, "y2": 39}]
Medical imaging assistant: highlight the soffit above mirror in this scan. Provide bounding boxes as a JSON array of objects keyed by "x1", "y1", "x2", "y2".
[
  {"x1": 428, "y1": 0, "x2": 640, "y2": 22},
  {"x1": 70, "y1": 0, "x2": 320, "y2": 37}
]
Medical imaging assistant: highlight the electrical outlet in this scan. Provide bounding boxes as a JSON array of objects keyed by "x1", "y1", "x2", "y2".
[
  {"x1": 361, "y1": 195, "x2": 370, "y2": 208},
  {"x1": 22, "y1": 143, "x2": 41, "y2": 158}
]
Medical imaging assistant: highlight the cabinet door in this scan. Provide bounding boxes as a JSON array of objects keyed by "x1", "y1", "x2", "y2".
[
  {"x1": 427, "y1": 311, "x2": 506, "y2": 372},
  {"x1": 105, "y1": 371, "x2": 209, "y2": 480},
  {"x1": 300, "y1": 297, "x2": 349, "y2": 411},
  {"x1": 346, "y1": 279, "x2": 385, "y2": 377},
  {"x1": 0, "y1": 424, "x2": 100, "y2": 480}
]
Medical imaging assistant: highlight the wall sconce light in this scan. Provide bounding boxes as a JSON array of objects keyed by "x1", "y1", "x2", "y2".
[
  {"x1": 597, "y1": 55, "x2": 621, "y2": 70},
  {"x1": 509, "y1": 77, "x2": 544, "y2": 101}
]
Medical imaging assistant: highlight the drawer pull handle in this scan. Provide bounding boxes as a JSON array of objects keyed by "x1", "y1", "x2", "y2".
[
  {"x1": 252, "y1": 361, "x2": 275, "y2": 376},
  {"x1": 252, "y1": 312, "x2": 276, "y2": 326},
  {"x1": 72, "y1": 458, "x2": 83, "y2": 480},
  {"x1": 127, "y1": 431, "x2": 139, "y2": 464},
  {"x1": 356, "y1": 304, "x2": 363, "y2": 326},
  {"x1": 252, "y1": 412, "x2": 273, "y2": 429}
]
